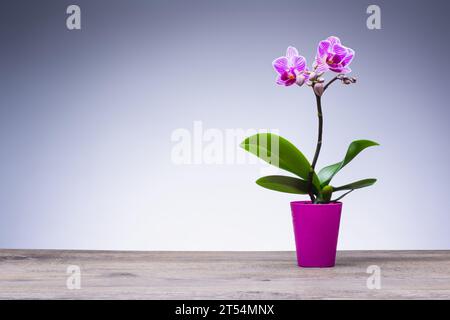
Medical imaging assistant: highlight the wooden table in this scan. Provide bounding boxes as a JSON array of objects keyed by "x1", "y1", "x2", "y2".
[{"x1": 0, "y1": 250, "x2": 449, "y2": 299}]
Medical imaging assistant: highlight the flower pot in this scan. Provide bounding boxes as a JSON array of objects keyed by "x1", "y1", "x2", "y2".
[{"x1": 290, "y1": 201, "x2": 342, "y2": 268}]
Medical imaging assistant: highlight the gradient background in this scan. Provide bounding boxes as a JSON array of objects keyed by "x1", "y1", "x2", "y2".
[{"x1": 1, "y1": 0, "x2": 449, "y2": 250}]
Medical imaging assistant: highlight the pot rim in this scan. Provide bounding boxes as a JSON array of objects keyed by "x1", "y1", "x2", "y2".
[{"x1": 290, "y1": 200, "x2": 342, "y2": 207}]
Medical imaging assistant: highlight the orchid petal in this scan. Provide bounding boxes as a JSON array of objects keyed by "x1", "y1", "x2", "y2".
[
  {"x1": 277, "y1": 76, "x2": 296, "y2": 86},
  {"x1": 327, "y1": 36, "x2": 341, "y2": 46},
  {"x1": 272, "y1": 57, "x2": 288, "y2": 74},
  {"x1": 332, "y1": 44, "x2": 348, "y2": 57},
  {"x1": 285, "y1": 79, "x2": 296, "y2": 86},
  {"x1": 329, "y1": 66, "x2": 343, "y2": 73},
  {"x1": 331, "y1": 52, "x2": 346, "y2": 64},
  {"x1": 276, "y1": 76, "x2": 286, "y2": 85},
  {"x1": 317, "y1": 40, "x2": 331, "y2": 58},
  {"x1": 341, "y1": 48, "x2": 355, "y2": 67},
  {"x1": 315, "y1": 60, "x2": 329, "y2": 73},
  {"x1": 329, "y1": 66, "x2": 351, "y2": 74},
  {"x1": 276, "y1": 72, "x2": 290, "y2": 85},
  {"x1": 292, "y1": 56, "x2": 306, "y2": 71},
  {"x1": 286, "y1": 46, "x2": 299, "y2": 59}
]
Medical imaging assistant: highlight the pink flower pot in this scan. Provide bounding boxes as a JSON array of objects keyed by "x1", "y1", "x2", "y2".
[{"x1": 290, "y1": 201, "x2": 342, "y2": 268}]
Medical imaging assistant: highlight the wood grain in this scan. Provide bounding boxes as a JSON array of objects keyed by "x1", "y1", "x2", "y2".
[{"x1": 0, "y1": 250, "x2": 449, "y2": 299}]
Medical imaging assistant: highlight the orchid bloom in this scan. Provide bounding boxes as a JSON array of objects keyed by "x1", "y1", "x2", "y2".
[
  {"x1": 272, "y1": 46, "x2": 309, "y2": 86},
  {"x1": 314, "y1": 36, "x2": 354, "y2": 74}
]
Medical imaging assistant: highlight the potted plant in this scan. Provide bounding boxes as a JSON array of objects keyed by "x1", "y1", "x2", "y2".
[{"x1": 240, "y1": 36, "x2": 379, "y2": 268}]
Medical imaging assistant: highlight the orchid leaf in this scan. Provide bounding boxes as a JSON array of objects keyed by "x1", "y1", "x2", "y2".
[
  {"x1": 331, "y1": 190, "x2": 354, "y2": 202},
  {"x1": 240, "y1": 133, "x2": 321, "y2": 192},
  {"x1": 333, "y1": 178, "x2": 377, "y2": 191},
  {"x1": 256, "y1": 175, "x2": 311, "y2": 194},
  {"x1": 318, "y1": 140, "x2": 379, "y2": 186}
]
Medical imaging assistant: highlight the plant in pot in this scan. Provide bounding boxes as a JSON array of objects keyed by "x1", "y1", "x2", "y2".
[{"x1": 240, "y1": 36, "x2": 379, "y2": 268}]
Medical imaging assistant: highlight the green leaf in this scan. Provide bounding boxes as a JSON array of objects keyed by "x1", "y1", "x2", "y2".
[
  {"x1": 333, "y1": 178, "x2": 377, "y2": 191},
  {"x1": 256, "y1": 175, "x2": 311, "y2": 194},
  {"x1": 331, "y1": 190, "x2": 354, "y2": 202},
  {"x1": 240, "y1": 133, "x2": 321, "y2": 191},
  {"x1": 318, "y1": 140, "x2": 379, "y2": 186}
]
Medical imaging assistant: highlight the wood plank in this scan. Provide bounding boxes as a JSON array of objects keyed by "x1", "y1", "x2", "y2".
[{"x1": 0, "y1": 250, "x2": 449, "y2": 299}]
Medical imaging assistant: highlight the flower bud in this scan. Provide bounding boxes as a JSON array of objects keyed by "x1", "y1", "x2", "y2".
[
  {"x1": 343, "y1": 78, "x2": 352, "y2": 85},
  {"x1": 313, "y1": 82, "x2": 324, "y2": 96},
  {"x1": 295, "y1": 74, "x2": 306, "y2": 87},
  {"x1": 341, "y1": 76, "x2": 356, "y2": 85},
  {"x1": 308, "y1": 72, "x2": 318, "y2": 81}
]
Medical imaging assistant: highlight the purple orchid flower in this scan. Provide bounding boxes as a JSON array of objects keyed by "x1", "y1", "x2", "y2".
[
  {"x1": 272, "y1": 46, "x2": 309, "y2": 86},
  {"x1": 314, "y1": 36, "x2": 355, "y2": 74}
]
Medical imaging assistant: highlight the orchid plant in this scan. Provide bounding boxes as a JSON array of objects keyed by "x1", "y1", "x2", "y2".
[{"x1": 240, "y1": 36, "x2": 379, "y2": 204}]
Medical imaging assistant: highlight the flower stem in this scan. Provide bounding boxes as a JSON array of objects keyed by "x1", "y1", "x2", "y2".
[
  {"x1": 324, "y1": 75, "x2": 340, "y2": 91},
  {"x1": 308, "y1": 93, "x2": 324, "y2": 203}
]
